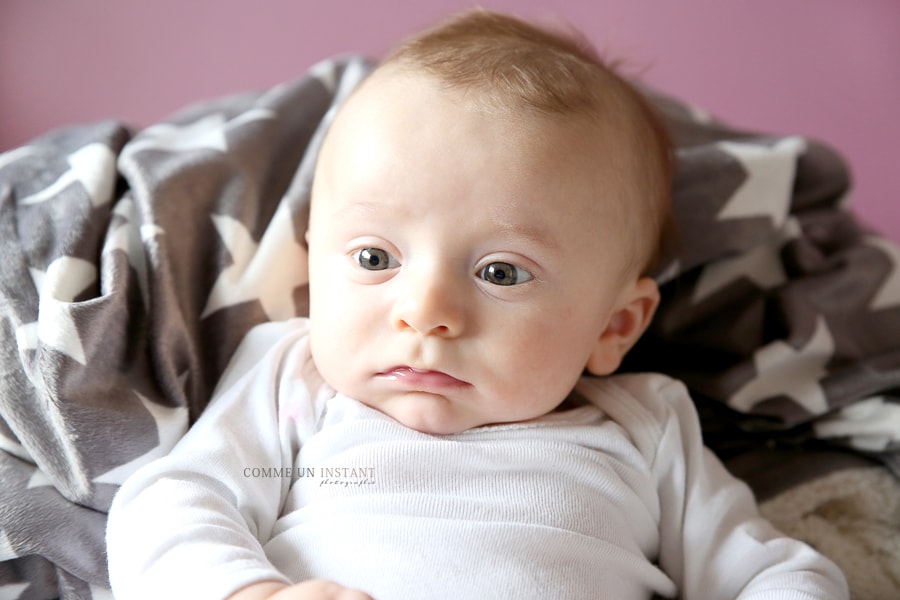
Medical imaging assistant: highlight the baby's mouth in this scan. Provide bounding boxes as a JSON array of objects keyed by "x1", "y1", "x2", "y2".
[{"x1": 376, "y1": 366, "x2": 469, "y2": 390}]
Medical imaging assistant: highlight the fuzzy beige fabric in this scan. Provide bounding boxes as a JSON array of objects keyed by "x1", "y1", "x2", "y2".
[{"x1": 760, "y1": 466, "x2": 900, "y2": 599}]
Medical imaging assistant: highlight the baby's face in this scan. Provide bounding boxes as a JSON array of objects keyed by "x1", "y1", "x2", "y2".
[{"x1": 307, "y1": 70, "x2": 639, "y2": 434}]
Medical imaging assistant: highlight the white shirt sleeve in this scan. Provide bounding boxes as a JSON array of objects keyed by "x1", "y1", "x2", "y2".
[
  {"x1": 592, "y1": 374, "x2": 849, "y2": 600},
  {"x1": 106, "y1": 318, "x2": 325, "y2": 600}
]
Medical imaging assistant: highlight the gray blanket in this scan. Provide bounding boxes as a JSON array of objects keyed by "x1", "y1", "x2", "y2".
[{"x1": 1, "y1": 55, "x2": 898, "y2": 599}]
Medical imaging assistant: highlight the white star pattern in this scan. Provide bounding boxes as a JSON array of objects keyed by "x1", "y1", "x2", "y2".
[
  {"x1": 693, "y1": 218, "x2": 799, "y2": 303},
  {"x1": 88, "y1": 584, "x2": 115, "y2": 600},
  {"x1": 227, "y1": 108, "x2": 277, "y2": 131},
  {"x1": 0, "y1": 145, "x2": 40, "y2": 171},
  {"x1": 26, "y1": 467, "x2": 54, "y2": 489},
  {"x1": 815, "y1": 396, "x2": 900, "y2": 452},
  {"x1": 20, "y1": 143, "x2": 117, "y2": 207},
  {"x1": 122, "y1": 114, "x2": 228, "y2": 157},
  {"x1": 201, "y1": 202, "x2": 308, "y2": 320},
  {"x1": 0, "y1": 583, "x2": 29, "y2": 598},
  {"x1": 19, "y1": 257, "x2": 96, "y2": 365},
  {"x1": 716, "y1": 137, "x2": 806, "y2": 226},
  {"x1": 93, "y1": 393, "x2": 188, "y2": 486},
  {"x1": 310, "y1": 56, "x2": 374, "y2": 102},
  {"x1": 864, "y1": 236, "x2": 900, "y2": 311},
  {"x1": 0, "y1": 528, "x2": 17, "y2": 560},
  {"x1": 7, "y1": 299, "x2": 91, "y2": 498},
  {"x1": 654, "y1": 258, "x2": 681, "y2": 285},
  {"x1": 120, "y1": 109, "x2": 275, "y2": 160},
  {"x1": 310, "y1": 59, "x2": 339, "y2": 93},
  {"x1": 0, "y1": 428, "x2": 31, "y2": 463},
  {"x1": 101, "y1": 197, "x2": 152, "y2": 311},
  {"x1": 13, "y1": 322, "x2": 38, "y2": 357},
  {"x1": 729, "y1": 315, "x2": 833, "y2": 414},
  {"x1": 687, "y1": 104, "x2": 713, "y2": 124}
]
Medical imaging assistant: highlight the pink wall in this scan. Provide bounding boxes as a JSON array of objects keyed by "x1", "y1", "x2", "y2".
[{"x1": 3, "y1": 0, "x2": 898, "y2": 241}]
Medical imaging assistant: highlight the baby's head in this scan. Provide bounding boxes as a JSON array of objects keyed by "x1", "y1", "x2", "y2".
[{"x1": 306, "y1": 9, "x2": 672, "y2": 434}]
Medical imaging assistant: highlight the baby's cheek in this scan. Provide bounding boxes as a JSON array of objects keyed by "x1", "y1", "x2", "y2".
[
  {"x1": 505, "y1": 332, "x2": 563, "y2": 387},
  {"x1": 523, "y1": 325, "x2": 591, "y2": 384}
]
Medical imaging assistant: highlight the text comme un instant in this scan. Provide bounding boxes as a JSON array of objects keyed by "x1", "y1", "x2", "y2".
[{"x1": 243, "y1": 466, "x2": 376, "y2": 479}]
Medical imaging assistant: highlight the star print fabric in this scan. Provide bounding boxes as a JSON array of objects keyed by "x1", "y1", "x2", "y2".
[
  {"x1": 625, "y1": 91, "x2": 900, "y2": 483},
  {"x1": 0, "y1": 55, "x2": 898, "y2": 597},
  {"x1": 0, "y1": 56, "x2": 371, "y2": 597}
]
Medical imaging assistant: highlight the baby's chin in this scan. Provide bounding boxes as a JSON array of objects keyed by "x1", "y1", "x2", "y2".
[{"x1": 360, "y1": 392, "x2": 489, "y2": 436}]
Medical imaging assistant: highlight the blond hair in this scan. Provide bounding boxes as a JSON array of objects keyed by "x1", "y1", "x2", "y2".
[{"x1": 381, "y1": 9, "x2": 673, "y2": 276}]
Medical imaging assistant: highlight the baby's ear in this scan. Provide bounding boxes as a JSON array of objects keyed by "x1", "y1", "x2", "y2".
[{"x1": 585, "y1": 277, "x2": 660, "y2": 376}]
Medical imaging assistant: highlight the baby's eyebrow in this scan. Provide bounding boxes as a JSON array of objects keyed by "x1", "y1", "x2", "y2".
[
  {"x1": 332, "y1": 199, "x2": 559, "y2": 251},
  {"x1": 334, "y1": 199, "x2": 411, "y2": 221},
  {"x1": 493, "y1": 221, "x2": 560, "y2": 251},
  {"x1": 335, "y1": 200, "x2": 382, "y2": 218}
]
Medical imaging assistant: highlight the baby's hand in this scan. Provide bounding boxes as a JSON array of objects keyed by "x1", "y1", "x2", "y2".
[{"x1": 229, "y1": 579, "x2": 373, "y2": 600}]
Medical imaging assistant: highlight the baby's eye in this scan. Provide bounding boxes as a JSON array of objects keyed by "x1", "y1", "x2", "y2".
[
  {"x1": 478, "y1": 262, "x2": 533, "y2": 286},
  {"x1": 354, "y1": 248, "x2": 399, "y2": 271}
]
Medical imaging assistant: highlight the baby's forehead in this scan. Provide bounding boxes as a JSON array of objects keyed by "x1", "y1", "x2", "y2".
[
  {"x1": 338, "y1": 67, "x2": 630, "y2": 155},
  {"x1": 324, "y1": 67, "x2": 641, "y2": 204}
]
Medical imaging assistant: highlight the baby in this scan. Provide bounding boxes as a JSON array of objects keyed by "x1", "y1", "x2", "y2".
[{"x1": 106, "y1": 9, "x2": 848, "y2": 600}]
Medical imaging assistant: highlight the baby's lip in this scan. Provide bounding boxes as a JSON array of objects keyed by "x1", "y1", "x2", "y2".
[{"x1": 376, "y1": 366, "x2": 469, "y2": 390}]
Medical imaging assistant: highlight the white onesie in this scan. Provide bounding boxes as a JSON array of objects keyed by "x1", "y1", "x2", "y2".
[{"x1": 106, "y1": 318, "x2": 848, "y2": 599}]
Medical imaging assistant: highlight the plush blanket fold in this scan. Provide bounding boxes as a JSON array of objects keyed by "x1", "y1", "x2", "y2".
[{"x1": 0, "y1": 55, "x2": 897, "y2": 599}]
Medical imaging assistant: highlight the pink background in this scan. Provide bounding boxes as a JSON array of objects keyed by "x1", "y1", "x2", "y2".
[{"x1": 3, "y1": 0, "x2": 898, "y2": 241}]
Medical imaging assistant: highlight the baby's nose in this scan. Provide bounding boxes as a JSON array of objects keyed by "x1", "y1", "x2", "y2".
[{"x1": 390, "y1": 268, "x2": 465, "y2": 337}]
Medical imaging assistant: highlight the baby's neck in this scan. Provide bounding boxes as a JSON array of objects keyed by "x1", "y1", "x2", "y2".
[{"x1": 555, "y1": 389, "x2": 590, "y2": 413}]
